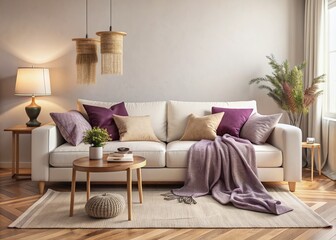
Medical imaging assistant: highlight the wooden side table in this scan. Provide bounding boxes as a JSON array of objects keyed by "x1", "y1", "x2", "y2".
[
  {"x1": 302, "y1": 142, "x2": 321, "y2": 181},
  {"x1": 4, "y1": 125, "x2": 38, "y2": 179}
]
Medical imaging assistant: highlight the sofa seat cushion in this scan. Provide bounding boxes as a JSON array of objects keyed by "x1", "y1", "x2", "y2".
[
  {"x1": 50, "y1": 141, "x2": 166, "y2": 168},
  {"x1": 166, "y1": 141, "x2": 197, "y2": 168},
  {"x1": 252, "y1": 144, "x2": 283, "y2": 167},
  {"x1": 166, "y1": 141, "x2": 282, "y2": 168}
]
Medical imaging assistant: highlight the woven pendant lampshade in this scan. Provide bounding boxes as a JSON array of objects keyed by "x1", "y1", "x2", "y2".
[
  {"x1": 72, "y1": 0, "x2": 100, "y2": 84},
  {"x1": 72, "y1": 38, "x2": 99, "y2": 84},
  {"x1": 96, "y1": 31, "x2": 126, "y2": 75}
]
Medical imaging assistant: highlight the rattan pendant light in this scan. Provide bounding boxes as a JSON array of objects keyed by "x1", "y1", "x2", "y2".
[
  {"x1": 72, "y1": 0, "x2": 99, "y2": 84},
  {"x1": 96, "y1": 0, "x2": 126, "y2": 75}
]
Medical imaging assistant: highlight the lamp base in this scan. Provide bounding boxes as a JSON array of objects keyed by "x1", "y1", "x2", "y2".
[
  {"x1": 25, "y1": 96, "x2": 41, "y2": 127},
  {"x1": 25, "y1": 117, "x2": 41, "y2": 127}
]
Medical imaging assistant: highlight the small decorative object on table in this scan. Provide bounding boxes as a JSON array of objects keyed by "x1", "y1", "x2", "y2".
[
  {"x1": 306, "y1": 137, "x2": 315, "y2": 144},
  {"x1": 107, "y1": 147, "x2": 133, "y2": 162},
  {"x1": 85, "y1": 193, "x2": 125, "y2": 219},
  {"x1": 117, "y1": 147, "x2": 130, "y2": 153},
  {"x1": 83, "y1": 127, "x2": 111, "y2": 160}
]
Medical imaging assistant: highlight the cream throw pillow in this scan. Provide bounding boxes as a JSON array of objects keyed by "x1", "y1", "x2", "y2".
[
  {"x1": 113, "y1": 115, "x2": 160, "y2": 142},
  {"x1": 180, "y1": 112, "x2": 224, "y2": 141}
]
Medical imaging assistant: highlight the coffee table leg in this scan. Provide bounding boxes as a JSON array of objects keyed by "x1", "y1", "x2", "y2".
[
  {"x1": 87, "y1": 171, "x2": 90, "y2": 201},
  {"x1": 70, "y1": 167, "x2": 76, "y2": 217},
  {"x1": 127, "y1": 168, "x2": 132, "y2": 221},
  {"x1": 137, "y1": 168, "x2": 143, "y2": 204},
  {"x1": 311, "y1": 147, "x2": 315, "y2": 181}
]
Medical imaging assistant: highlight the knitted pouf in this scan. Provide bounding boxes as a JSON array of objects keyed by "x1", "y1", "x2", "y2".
[{"x1": 85, "y1": 193, "x2": 125, "y2": 219}]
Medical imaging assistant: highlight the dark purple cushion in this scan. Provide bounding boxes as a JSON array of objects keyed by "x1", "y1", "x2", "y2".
[
  {"x1": 211, "y1": 107, "x2": 253, "y2": 137},
  {"x1": 83, "y1": 102, "x2": 128, "y2": 141},
  {"x1": 50, "y1": 110, "x2": 91, "y2": 146}
]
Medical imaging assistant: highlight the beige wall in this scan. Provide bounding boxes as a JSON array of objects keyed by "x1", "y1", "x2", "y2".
[{"x1": 0, "y1": 0, "x2": 304, "y2": 166}]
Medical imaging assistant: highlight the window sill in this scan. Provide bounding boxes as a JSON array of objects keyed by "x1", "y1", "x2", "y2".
[{"x1": 323, "y1": 116, "x2": 336, "y2": 122}]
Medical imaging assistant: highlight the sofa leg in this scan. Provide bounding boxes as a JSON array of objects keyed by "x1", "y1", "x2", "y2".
[
  {"x1": 288, "y1": 182, "x2": 296, "y2": 192},
  {"x1": 39, "y1": 181, "x2": 45, "y2": 194}
]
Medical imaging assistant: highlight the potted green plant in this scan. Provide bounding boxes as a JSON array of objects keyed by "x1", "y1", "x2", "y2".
[
  {"x1": 83, "y1": 127, "x2": 111, "y2": 159},
  {"x1": 250, "y1": 55, "x2": 325, "y2": 127}
]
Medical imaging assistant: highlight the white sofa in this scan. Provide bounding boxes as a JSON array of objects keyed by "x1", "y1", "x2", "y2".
[{"x1": 32, "y1": 99, "x2": 302, "y2": 194}]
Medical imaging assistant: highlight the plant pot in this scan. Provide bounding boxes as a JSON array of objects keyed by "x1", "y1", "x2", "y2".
[
  {"x1": 287, "y1": 111, "x2": 302, "y2": 128},
  {"x1": 89, "y1": 146, "x2": 103, "y2": 160}
]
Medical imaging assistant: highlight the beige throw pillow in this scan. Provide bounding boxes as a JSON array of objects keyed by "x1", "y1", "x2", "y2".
[
  {"x1": 113, "y1": 115, "x2": 160, "y2": 142},
  {"x1": 180, "y1": 112, "x2": 224, "y2": 141}
]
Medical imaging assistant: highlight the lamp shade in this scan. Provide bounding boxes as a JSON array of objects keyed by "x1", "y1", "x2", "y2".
[
  {"x1": 72, "y1": 38, "x2": 99, "y2": 84},
  {"x1": 96, "y1": 31, "x2": 126, "y2": 75},
  {"x1": 15, "y1": 68, "x2": 51, "y2": 96}
]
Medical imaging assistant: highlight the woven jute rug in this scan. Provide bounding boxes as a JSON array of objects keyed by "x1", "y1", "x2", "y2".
[{"x1": 9, "y1": 188, "x2": 331, "y2": 229}]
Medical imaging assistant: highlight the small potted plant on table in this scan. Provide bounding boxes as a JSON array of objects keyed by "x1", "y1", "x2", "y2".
[{"x1": 83, "y1": 127, "x2": 111, "y2": 160}]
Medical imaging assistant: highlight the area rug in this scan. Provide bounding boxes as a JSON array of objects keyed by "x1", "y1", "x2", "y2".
[{"x1": 9, "y1": 188, "x2": 331, "y2": 229}]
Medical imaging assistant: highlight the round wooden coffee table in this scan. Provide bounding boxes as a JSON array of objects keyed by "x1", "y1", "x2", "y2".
[{"x1": 69, "y1": 154, "x2": 146, "y2": 220}]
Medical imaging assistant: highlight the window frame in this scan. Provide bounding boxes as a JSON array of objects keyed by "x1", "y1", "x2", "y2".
[{"x1": 325, "y1": 0, "x2": 336, "y2": 119}]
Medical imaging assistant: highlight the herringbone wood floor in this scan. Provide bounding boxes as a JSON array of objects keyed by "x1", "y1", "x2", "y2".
[{"x1": 0, "y1": 168, "x2": 335, "y2": 240}]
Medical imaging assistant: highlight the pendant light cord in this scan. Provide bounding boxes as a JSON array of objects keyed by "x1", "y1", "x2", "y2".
[
  {"x1": 109, "y1": 0, "x2": 112, "y2": 31},
  {"x1": 85, "y1": 0, "x2": 88, "y2": 38}
]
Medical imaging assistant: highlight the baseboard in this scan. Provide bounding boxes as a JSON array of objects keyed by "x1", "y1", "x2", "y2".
[{"x1": 0, "y1": 162, "x2": 31, "y2": 169}]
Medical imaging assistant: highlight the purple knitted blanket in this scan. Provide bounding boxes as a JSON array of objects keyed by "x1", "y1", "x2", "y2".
[{"x1": 168, "y1": 135, "x2": 292, "y2": 215}]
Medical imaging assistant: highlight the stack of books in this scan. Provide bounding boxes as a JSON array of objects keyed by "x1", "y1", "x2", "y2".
[{"x1": 107, "y1": 151, "x2": 133, "y2": 162}]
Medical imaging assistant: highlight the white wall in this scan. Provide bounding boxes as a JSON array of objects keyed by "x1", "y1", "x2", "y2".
[{"x1": 0, "y1": 0, "x2": 304, "y2": 166}]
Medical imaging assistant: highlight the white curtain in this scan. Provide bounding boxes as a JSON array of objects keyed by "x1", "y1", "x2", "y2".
[
  {"x1": 322, "y1": 119, "x2": 336, "y2": 179},
  {"x1": 303, "y1": 0, "x2": 335, "y2": 180}
]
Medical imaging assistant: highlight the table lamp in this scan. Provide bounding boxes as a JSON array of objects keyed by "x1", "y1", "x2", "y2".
[{"x1": 15, "y1": 67, "x2": 51, "y2": 127}]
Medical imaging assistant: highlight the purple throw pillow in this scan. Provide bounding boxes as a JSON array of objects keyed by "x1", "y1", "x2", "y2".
[
  {"x1": 83, "y1": 102, "x2": 128, "y2": 140},
  {"x1": 212, "y1": 107, "x2": 253, "y2": 137},
  {"x1": 50, "y1": 110, "x2": 91, "y2": 146}
]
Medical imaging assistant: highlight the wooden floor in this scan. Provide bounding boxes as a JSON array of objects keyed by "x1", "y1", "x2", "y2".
[{"x1": 0, "y1": 168, "x2": 335, "y2": 240}]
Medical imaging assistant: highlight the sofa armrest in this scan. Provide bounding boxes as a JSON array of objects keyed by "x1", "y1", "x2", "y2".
[
  {"x1": 31, "y1": 123, "x2": 65, "y2": 181},
  {"x1": 267, "y1": 123, "x2": 302, "y2": 182}
]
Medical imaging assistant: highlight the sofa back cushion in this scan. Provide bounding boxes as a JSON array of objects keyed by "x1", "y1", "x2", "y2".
[
  {"x1": 77, "y1": 99, "x2": 167, "y2": 142},
  {"x1": 167, "y1": 100, "x2": 257, "y2": 142}
]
